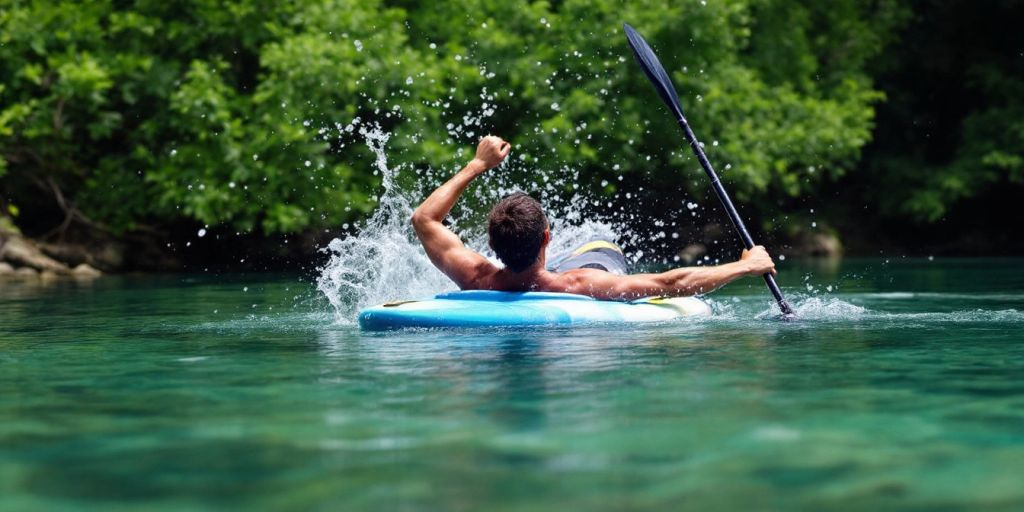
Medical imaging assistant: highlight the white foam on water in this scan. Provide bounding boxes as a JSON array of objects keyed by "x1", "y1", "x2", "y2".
[
  {"x1": 791, "y1": 296, "x2": 870, "y2": 320},
  {"x1": 857, "y1": 292, "x2": 1024, "y2": 302},
  {"x1": 756, "y1": 295, "x2": 869, "y2": 321},
  {"x1": 751, "y1": 425, "x2": 802, "y2": 442},
  {"x1": 877, "y1": 309, "x2": 1024, "y2": 323},
  {"x1": 859, "y1": 292, "x2": 917, "y2": 300},
  {"x1": 751, "y1": 293, "x2": 1024, "y2": 325}
]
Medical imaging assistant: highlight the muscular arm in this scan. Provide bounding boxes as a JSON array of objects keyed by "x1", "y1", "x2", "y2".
[
  {"x1": 560, "y1": 247, "x2": 776, "y2": 300},
  {"x1": 412, "y1": 136, "x2": 511, "y2": 289}
]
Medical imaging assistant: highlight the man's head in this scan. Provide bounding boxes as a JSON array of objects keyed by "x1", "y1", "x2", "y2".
[{"x1": 487, "y1": 192, "x2": 549, "y2": 273}]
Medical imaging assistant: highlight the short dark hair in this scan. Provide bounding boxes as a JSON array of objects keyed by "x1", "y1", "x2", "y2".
[{"x1": 487, "y1": 192, "x2": 548, "y2": 273}]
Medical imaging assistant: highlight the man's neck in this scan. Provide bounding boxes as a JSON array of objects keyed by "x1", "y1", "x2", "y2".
[{"x1": 495, "y1": 258, "x2": 553, "y2": 291}]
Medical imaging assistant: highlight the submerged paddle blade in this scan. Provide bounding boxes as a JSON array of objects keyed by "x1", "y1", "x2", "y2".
[{"x1": 623, "y1": 23, "x2": 684, "y2": 120}]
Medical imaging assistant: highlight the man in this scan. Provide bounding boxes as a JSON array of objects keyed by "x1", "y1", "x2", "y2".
[{"x1": 412, "y1": 136, "x2": 777, "y2": 300}]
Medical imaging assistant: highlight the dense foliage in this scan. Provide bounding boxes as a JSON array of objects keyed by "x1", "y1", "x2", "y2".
[
  {"x1": 0, "y1": 0, "x2": 896, "y2": 234},
  {"x1": 861, "y1": 0, "x2": 1024, "y2": 223},
  {"x1": 1, "y1": 0, "x2": 1020, "y2": 258},
  {"x1": 1, "y1": 0, "x2": 422, "y2": 235}
]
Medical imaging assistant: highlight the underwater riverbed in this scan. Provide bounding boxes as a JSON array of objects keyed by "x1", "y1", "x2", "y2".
[{"x1": 1, "y1": 258, "x2": 1023, "y2": 511}]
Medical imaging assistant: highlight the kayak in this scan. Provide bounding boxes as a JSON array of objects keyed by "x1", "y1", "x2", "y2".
[{"x1": 358, "y1": 290, "x2": 712, "y2": 330}]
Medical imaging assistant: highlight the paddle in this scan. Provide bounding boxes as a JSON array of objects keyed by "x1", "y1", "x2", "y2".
[{"x1": 623, "y1": 23, "x2": 796, "y2": 319}]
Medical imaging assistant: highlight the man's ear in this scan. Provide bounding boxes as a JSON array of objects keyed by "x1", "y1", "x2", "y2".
[{"x1": 542, "y1": 228, "x2": 551, "y2": 247}]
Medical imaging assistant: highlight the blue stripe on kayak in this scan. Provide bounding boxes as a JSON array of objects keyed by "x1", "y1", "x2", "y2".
[{"x1": 359, "y1": 301, "x2": 573, "y2": 330}]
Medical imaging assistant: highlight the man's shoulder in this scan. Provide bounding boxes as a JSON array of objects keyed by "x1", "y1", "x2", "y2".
[
  {"x1": 456, "y1": 262, "x2": 503, "y2": 290},
  {"x1": 541, "y1": 268, "x2": 619, "y2": 294}
]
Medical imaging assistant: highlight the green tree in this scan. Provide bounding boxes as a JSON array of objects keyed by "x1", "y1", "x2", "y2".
[
  {"x1": 1, "y1": 0, "x2": 907, "y2": 256},
  {"x1": 0, "y1": 0, "x2": 434, "y2": 236},
  {"x1": 860, "y1": 0, "x2": 1024, "y2": 223},
  {"x1": 398, "y1": 0, "x2": 905, "y2": 214}
]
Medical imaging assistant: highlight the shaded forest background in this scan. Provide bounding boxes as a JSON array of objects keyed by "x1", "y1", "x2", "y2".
[{"x1": 1, "y1": 0, "x2": 1022, "y2": 272}]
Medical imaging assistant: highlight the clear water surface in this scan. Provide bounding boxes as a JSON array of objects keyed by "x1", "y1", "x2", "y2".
[{"x1": 1, "y1": 258, "x2": 1023, "y2": 511}]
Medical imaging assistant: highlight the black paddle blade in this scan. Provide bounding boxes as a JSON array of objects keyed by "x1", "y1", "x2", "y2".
[{"x1": 623, "y1": 23, "x2": 685, "y2": 120}]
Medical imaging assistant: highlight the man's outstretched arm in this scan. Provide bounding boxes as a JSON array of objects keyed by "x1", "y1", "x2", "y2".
[
  {"x1": 412, "y1": 136, "x2": 511, "y2": 289},
  {"x1": 563, "y1": 246, "x2": 777, "y2": 300}
]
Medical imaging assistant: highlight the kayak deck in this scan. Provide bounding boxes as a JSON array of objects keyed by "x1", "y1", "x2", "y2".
[{"x1": 358, "y1": 290, "x2": 712, "y2": 330}]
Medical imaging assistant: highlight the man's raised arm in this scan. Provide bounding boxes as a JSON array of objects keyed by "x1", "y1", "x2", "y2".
[{"x1": 412, "y1": 136, "x2": 511, "y2": 289}]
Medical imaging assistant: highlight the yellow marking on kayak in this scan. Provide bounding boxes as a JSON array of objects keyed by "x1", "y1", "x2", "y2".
[
  {"x1": 645, "y1": 298, "x2": 684, "y2": 314},
  {"x1": 382, "y1": 300, "x2": 418, "y2": 307},
  {"x1": 639, "y1": 296, "x2": 710, "y2": 316},
  {"x1": 571, "y1": 240, "x2": 623, "y2": 256}
]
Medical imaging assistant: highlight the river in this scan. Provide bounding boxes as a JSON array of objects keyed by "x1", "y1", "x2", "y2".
[{"x1": 1, "y1": 258, "x2": 1023, "y2": 510}]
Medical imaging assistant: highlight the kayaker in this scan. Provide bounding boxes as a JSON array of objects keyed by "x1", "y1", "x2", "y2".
[{"x1": 412, "y1": 136, "x2": 777, "y2": 299}]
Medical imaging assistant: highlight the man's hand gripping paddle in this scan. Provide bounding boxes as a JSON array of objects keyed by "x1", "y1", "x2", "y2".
[{"x1": 623, "y1": 23, "x2": 796, "y2": 320}]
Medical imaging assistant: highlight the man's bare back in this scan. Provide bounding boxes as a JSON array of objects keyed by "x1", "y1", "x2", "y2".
[{"x1": 411, "y1": 136, "x2": 777, "y2": 300}]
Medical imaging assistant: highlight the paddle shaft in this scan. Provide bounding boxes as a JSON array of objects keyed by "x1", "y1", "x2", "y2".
[
  {"x1": 673, "y1": 113, "x2": 794, "y2": 316},
  {"x1": 621, "y1": 23, "x2": 793, "y2": 317}
]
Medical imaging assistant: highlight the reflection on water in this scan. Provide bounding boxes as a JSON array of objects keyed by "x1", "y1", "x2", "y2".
[{"x1": 1, "y1": 259, "x2": 1024, "y2": 510}]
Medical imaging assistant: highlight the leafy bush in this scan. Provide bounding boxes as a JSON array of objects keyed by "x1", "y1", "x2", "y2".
[{"x1": 0, "y1": 0, "x2": 905, "y2": 238}]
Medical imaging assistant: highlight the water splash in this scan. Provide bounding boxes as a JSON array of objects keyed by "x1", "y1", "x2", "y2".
[
  {"x1": 316, "y1": 124, "x2": 452, "y2": 323},
  {"x1": 745, "y1": 292, "x2": 868, "y2": 321},
  {"x1": 785, "y1": 296, "x2": 868, "y2": 320},
  {"x1": 750, "y1": 293, "x2": 1024, "y2": 324},
  {"x1": 316, "y1": 124, "x2": 627, "y2": 323}
]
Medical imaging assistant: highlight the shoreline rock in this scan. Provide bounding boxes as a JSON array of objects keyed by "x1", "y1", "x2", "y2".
[
  {"x1": 13, "y1": 266, "x2": 38, "y2": 277},
  {"x1": 676, "y1": 243, "x2": 707, "y2": 265},
  {"x1": 1, "y1": 219, "x2": 104, "y2": 279},
  {"x1": 0, "y1": 235, "x2": 70, "y2": 273},
  {"x1": 72, "y1": 263, "x2": 103, "y2": 278},
  {"x1": 786, "y1": 231, "x2": 843, "y2": 259}
]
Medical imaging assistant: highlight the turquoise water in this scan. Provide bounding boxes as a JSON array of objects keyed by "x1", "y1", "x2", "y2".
[{"x1": 1, "y1": 258, "x2": 1023, "y2": 511}]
